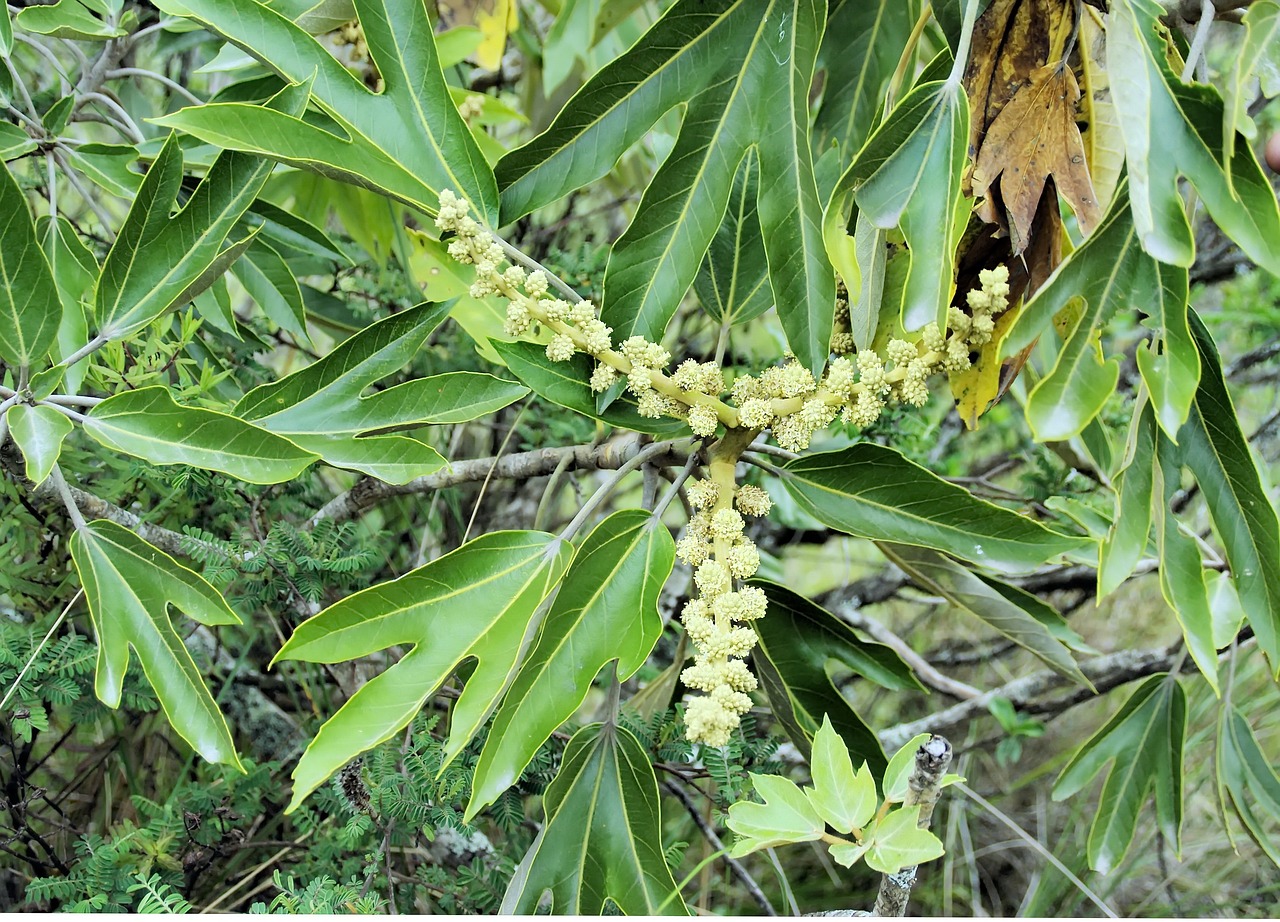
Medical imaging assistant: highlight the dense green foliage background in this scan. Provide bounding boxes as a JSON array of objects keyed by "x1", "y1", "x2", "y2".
[{"x1": 2, "y1": 0, "x2": 1280, "y2": 915}]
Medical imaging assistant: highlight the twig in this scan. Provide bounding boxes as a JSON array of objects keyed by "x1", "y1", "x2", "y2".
[
  {"x1": 662, "y1": 779, "x2": 777, "y2": 916},
  {"x1": 559, "y1": 439, "x2": 682, "y2": 542},
  {"x1": 0, "y1": 590, "x2": 83, "y2": 712},
  {"x1": 839, "y1": 608, "x2": 981, "y2": 700},
  {"x1": 311, "y1": 437, "x2": 694, "y2": 525},
  {"x1": 1180, "y1": 0, "x2": 1215, "y2": 83},
  {"x1": 106, "y1": 66, "x2": 203, "y2": 105},
  {"x1": 873, "y1": 735, "x2": 953, "y2": 916}
]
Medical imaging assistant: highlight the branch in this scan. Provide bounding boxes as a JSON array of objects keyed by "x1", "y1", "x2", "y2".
[
  {"x1": 837, "y1": 608, "x2": 981, "y2": 700},
  {"x1": 878, "y1": 644, "x2": 1184, "y2": 750},
  {"x1": 310, "y1": 436, "x2": 694, "y2": 526},
  {"x1": 873, "y1": 735, "x2": 952, "y2": 917}
]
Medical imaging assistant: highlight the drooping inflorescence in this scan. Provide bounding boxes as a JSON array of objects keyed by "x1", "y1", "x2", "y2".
[{"x1": 435, "y1": 189, "x2": 1013, "y2": 747}]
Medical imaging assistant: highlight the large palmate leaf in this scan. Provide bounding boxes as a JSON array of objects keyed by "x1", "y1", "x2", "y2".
[
  {"x1": 493, "y1": 341, "x2": 686, "y2": 437},
  {"x1": 1001, "y1": 181, "x2": 1194, "y2": 442},
  {"x1": 468, "y1": 510, "x2": 674, "y2": 818},
  {"x1": 0, "y1": 160, "x2": 61, "y2": 367},
  {"x1": 96, "y1": 83, "x2": 307, "y2": 342},
  {"x1": 1216, "y1": 705, "x2": 1280, "y2": 869},
  {"x1": 1175, "y1": 313, "x2": 1280, "y2": 672},
  {"x1": 751, "y1": 580, "x2": 920, "y2": 777},
  {"x1": 1107, "y1": 0, "x2": 1280, "y2": 274},
  {"x1": 497, "y1": 0, "x2": 834, "y2": 375},
  {"x1": 878, "y1": 543, "x2": 1090, "y2": 686},
  {"x1": 152, "y1": 0, "x2": 496, "y2": 221},
  {"x1": 237, "y1": 302, "x2": 525, "y2": 483},
  {"x1": 1053, "y1": 674, "x2": 1186, "y2": 874},
  {"x1": 84, "y1": 387, "x2": 318, "y2": 485},
  {"x1": 727, "y1": 772, "x2": 825, "y2": 855},
  {"x1": 500, "y1": 722, "x2": 688, "y2": 915},
  {"x1": 781, "y1": 444, "x2": 1088, "y2": 572},
  {"x1": 7, "y1": 404, "x2": 73, "y2": 486},
  {"x1": 825, "y1": 69, "x2": 970, "y2": 333},
  {"x1": 69, "y1": 520, "x2": 243, "y2": 768},
  {"x1": 273, "y1": 531, "x2": 571, "y2": 811}
]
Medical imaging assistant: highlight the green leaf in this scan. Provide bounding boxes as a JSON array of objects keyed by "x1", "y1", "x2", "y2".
[
  {"x1": 39, "y1": 215, "x2": 97, "y2": 394},
  {"x1": 152, "y1": 0, "x2": 496, "y2": 221},
  {"x1": 273, "y1": 531, "x2": 571, "y2": 811},
  {"x1": 14, "y1": 0, "x2": 124, "y2": 39},
  {"x1": 1053, "y1": 674, "x2": 1186, "y2": 874},
  {"x1": 237, "y1": 303, "x2": 520, "y2": 482},
  {"x1": 814, "y1": 0, "x2": 922, "y2": 161},
  {"x1": 882, "y1": 732, "x2": 930, "y2": 803},
  {"x1": 727, "y1": 771, "x2": 825, "y2": 857},
  {"x1": 499, "y1": 0, "x2": 834, "y2": 375},
  {"x1": 0, "y1": 121, "x2": 36, "y2": 160},
  {"x1": 864, "y1": 805, "x2": 945, "y2": 874},
  {"x1": 469, "y1": 510, "x2": 675, "y2": 818},
  {"x1": 1152, "y1": 432, "x2": 1218, "y2": 694},
  {"x1": 7, "y1": 405, "x2": 73, "y2": 486},
  {"x1": 1107, "y1": 0, "x2": 1280, "y2": 274},
  {"x1": 828, "y1": 75, "x2": 969, "y2": 332},
  {"x1": 84, "y1": 386, "x2": 318, "y2": 484},
  {"x1": 1134, "y1": 263, "x2": 1197, "y2": 440},
  {"x1": 96, "y1": 85, "x2": 308, "y2": 341},
  {"x1": 1216, "y1": 705, "x2": 1280, "y2": 869},
  {"x1": 1225, "y1": 2, "x2": 1280, "y2": 184},
  {"x1": 1099, "y1": 400, "x2": 1158, "y2": 597},
  {"x1": 1176, "y1": 312, "x2": 1280, "y2": 672},
  {"x1": 501, "y1": 723, "x2": 688, "y2": 915},
  {"x1": 0, "y1": 160, "x2": 61, "y2": 367},
  {"x1": 751, "y1": 580, "x2": 921, "y2": 777},
  {"x1": 0, "y1": 4, "x2": 11, "y2": 54},
  {"x1": 782, "y1": 444, "x2": 1088, "y2": 572},
  {"x1": 492, "y1": 341, "x2": 686, "y2": 437},
  {"x1": 692, "y1": 151, "x2": 772, "y2": 326},
  {"x1": 69, "y1": 520, "x2": 243, "y2": 768},
  {"x1": 806, "y1": 715, "x2": 877, "y2": 835},
  {"x1": 229, "y1": 239, "x2": 308, "y2": 341},
  {"x1": 879, "y1": 543, "x2": 1091, "y2": 687}
]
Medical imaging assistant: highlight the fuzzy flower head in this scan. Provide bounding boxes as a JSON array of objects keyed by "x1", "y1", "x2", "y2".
[
  {"x1": 734, "y1": 484, "x2": 772, "y2": 517},
  {"x1": 686, "y1": 479, "x2": 719, "y2": 511}
]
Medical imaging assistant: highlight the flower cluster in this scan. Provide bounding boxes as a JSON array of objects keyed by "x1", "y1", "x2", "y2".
[{"x1": 676, "y1": 479, "x2": 772, "y2": 747}]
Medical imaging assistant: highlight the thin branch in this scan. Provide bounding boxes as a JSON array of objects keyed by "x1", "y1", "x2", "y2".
[
  {"x1": 662, "y1": 779, "x2": 776, "y2": 916},
  {"x1": 873, "y1": 736, "x2": 952, "y2": 916},
  {"x1": 106, "y1": 67, "x2": 203, "y2": 105},
  {"x1": 0, "y1": 590, "x2": 83, "y2": 712},
  {"x1": 311, "y1": 437, "x2": 695, "y2": 526},
  {"x1": 46, "y1": 465, "x2": 87, "y2": 531},
  {"x1": 839, "y1": 608, "x2": 981, "y2": 700}
]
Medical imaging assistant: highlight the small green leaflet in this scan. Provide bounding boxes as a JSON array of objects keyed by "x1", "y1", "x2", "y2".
[
  {"x1": 96, "y1": 82, "x2": 308, "y2": 341},
  {"x1": 40, "y1": 215, "x2": 98, "y2": 395},
  {"x1": 152, "y1": 0, "x2": 496, "y2": 221},
  {"x1": 500, "y1": 723, "x2": 688, "y2": 915},
  {"x1": 882, "y1": 732, "x2": 930, "y2": 803},
  {"x1": 805, "y1": 715, "x2": 878, "y2": 835},
  {"x1": 237, "y1": 303, "x2": 525, "y2": 484},
  {"x1": 1216, "y1": 705, "x2": 1280, "y2": 869},
  {"x1": 863, "y1": 805, "x2": 945, "y2": 875},
  {"x1": 468, "y1": 510, "x2": 675, "y2": 819},
  {"x1": 273, "y1": 531, "x2": 571, "y2": 812},
  {"x1": 1225, "y1": 2, "x2": 1280, "y2": 187},
  {"x1": 751, "y1": 580, "x2": 921, "y2": 777},
  {"x1": 1107, "y1": 0, "x2": 1280, "y2": 274},
  {"x1": 0, "y1": 160, "x2": 61, "y2": 367},
  {"x1": 1098, "y1": 399, "x2": 1157, "y2": 597},
  {"x1": 782, "y1": 444, "x2": 1088, "y2": 573},
  {"x1": 879, "y1": 543, "x2": 1091, "y2": 687},
  {"x1": 1053, "y1": 673, "x2": 1186, "y2": 874},
  {"x1": 229, "y1": 239, "x2": 308, "y2": 342},
  {"x1": 13, "y1": 0, "x2": 124, "y2": 40},
  {"x1": 727, "y1": 772, "x2": 825, "y2": 857},
  {"x1": 692, "y1": 151, "x2": 773, "y2": 326},
  {"x1": 85, "y1": 387, "x2": 318, "y2": 485},
  {"x1": 1175, "y1": 312, "x2": 1280, "y2": 673},
  {"x1": 7, "y1": 404, "x2": 73, "y2": 486},
  {"x1": 69, "y1": 520, "x2": 244, "y2": 768}
]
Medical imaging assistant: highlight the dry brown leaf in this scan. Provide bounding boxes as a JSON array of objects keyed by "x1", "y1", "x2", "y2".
[{"x1": 970, "y1": 63, "x2": 1101, "y2": 255}]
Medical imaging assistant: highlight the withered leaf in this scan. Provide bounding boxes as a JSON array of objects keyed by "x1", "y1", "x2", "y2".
[{"x1": 971, "y1": 63, "x2": 1102, "y2": 255}]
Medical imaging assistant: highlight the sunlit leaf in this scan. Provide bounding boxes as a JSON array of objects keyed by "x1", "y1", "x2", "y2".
[
  {"x1": 864, "y1": 805, "x2": 945, "y2": 874},
  {"x1": 468, "y1": 510, "x2": 675, "y2": 818},
  {"x1": 882, "y1": 732, "x2": 930, "y2": 803},
  {"x1": 501, "y1": 723, "x2": 688, "y2": 915},
  {"x1": 727, "y1": 771, "x2": 825, "y2": 857},
  {"x1": 806, "y1": 715, "x2": 877, "y2": 835},
  {"x1": 273, "y1": 531, "x2": 571, "y2": 811},
  {"x1": 7, "y1": 404, "x2": 73, "y2": 486},
  {"x1": 70, "y1": 520, "x2": 243, "y2": 768}
]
